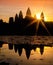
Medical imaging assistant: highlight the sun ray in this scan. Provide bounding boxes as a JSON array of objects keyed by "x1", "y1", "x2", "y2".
[
  {"x1": 26, "y1": 19, "x2": 36, "y2": 27},
  {"x1": 41, "y1": 21, "x2": 51, "y2": 35},
  {"x1": 36, "y1": 14, "x2": 41, "y2": 20},
  {"x1": 25, "y1": 16, "x2": 51, "y2": 35},
  {"x1": 36, "y1": 20, "x2": 40, "y2": 35}
]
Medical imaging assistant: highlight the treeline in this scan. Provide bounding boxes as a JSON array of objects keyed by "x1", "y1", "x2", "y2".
[{"x1": 0, "y1": 8, "x2": 53, "y2": 35}]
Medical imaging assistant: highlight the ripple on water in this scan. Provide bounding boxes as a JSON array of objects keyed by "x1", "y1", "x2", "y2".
[{"x1": 39, "y1": 58, "x2": 44, "y2": 60}]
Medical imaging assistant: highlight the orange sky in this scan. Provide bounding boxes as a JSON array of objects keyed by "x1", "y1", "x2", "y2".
[{"x1": 0, "y1": 0, "x2": 53, "y2": 22}]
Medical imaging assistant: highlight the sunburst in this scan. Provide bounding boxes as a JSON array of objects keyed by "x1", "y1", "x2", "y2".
[
  {"x1": 40, "y1": 20, "x2": 51, "y2": 35},
  {"x1": 26, "y1": 19, "x2": 37, "y2": 27},
  {"x1": 36, "y1": 14, "x2": 41, "y2": 20},
  {"x1": 26, "y1": 18, "x2": 51, "y2": 35},
  {"x1": 36, "y1": 20, "x2": 40, "y2": 35}
]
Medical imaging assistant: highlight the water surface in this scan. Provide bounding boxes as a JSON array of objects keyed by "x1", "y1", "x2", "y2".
[{"x1": 0, "y1": 36, "x2": 53, "y2": 65}]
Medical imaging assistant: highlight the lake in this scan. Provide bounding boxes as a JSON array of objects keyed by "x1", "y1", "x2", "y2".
[{"x1": 0, "y1": 36, "x2": 53, "y2": 65}]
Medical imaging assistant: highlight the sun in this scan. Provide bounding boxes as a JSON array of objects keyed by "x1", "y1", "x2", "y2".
[{"x1": 36, "y1": 13, "x2": 41, "y2": 20}]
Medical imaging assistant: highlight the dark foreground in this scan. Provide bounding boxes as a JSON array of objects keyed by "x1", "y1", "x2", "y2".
[{"x1": 0, "y1": 18, "x2": 53, "y2": 36}]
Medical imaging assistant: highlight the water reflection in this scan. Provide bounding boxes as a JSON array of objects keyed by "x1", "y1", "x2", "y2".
[
  {"x1": 0, "y1": 36, "x2": 53, "y2": 65},
  {"x1": 0, "y1": 41, "x2": 4, "y2": 48},
  {"x1": 8, "y1": 43, "x2": 45, "y2": 59},
  {"x1": 0, "y1": 42, "x2": 53, "y2": 60}
]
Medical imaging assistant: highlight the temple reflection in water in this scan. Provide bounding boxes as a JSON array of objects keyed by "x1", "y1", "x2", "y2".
[{"x1": 0, "y1": 41, "x2": 52, "y2": 59}]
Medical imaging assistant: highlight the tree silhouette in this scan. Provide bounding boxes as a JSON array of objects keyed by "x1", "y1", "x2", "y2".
[
  {"x1": 0, "y1": 19, "x2": 3, "y2": 24},
  {"x1": 26, "y1": 7, "x2": 31, "y2": 17}
]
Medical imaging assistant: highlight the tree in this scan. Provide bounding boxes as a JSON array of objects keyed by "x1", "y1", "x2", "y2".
[
  {"x1": 26, "y1": 7, "x2": 31, "y2": 17},
  {"x1": 40, "y1": 12, "x2": 44, "y2": 22},
  {"x1": 0, "y1": 19, "x2": 3, "y2": 23},
  {"x1": 15, "y1": 14, "x2": 19, "y2": 22}
]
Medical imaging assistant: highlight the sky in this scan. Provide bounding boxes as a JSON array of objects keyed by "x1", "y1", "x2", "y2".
[{"x1": 0, "y1": 0, "x2": 53, "y2": 22}]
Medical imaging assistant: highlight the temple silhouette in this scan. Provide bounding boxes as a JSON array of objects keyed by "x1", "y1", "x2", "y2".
[{"x1": 0, "y1": 8, "x2": 53, "y2": 35}]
